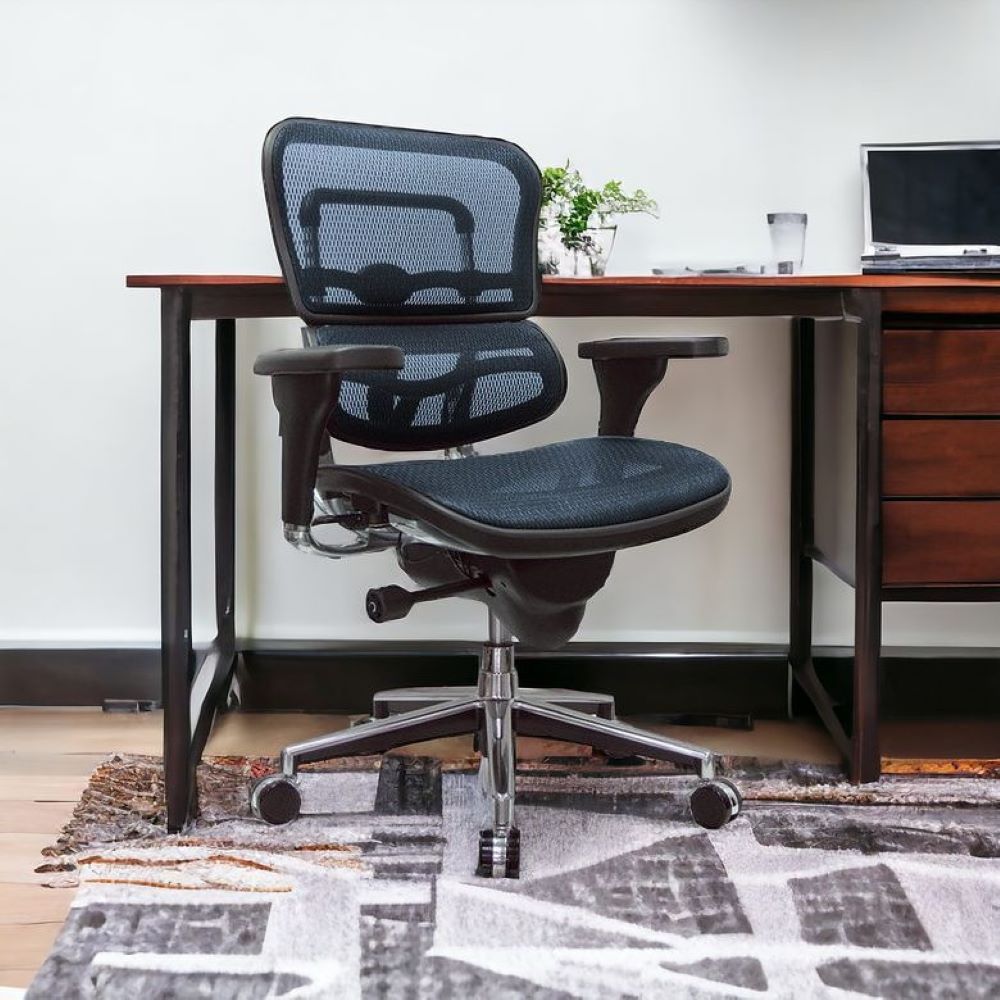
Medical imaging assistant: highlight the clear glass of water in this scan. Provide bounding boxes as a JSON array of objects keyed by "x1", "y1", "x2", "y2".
[{"x1": 768, "y1": 213, "x2": 808, "y2": 274}]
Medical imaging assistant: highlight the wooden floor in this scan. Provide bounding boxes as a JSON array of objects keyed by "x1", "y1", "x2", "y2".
[{"x1": 0, "y1": 706, "x2": 994, "y2": 988}]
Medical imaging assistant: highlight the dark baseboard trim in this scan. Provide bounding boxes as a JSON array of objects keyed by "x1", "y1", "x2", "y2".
[
  {"x1": 3, "y1": 641, "x2": 996, "y2": 721},
  {"x1": 807, "y1": 646, "x2": 1000, "y2": 720},
  {"x1": 236, "y1": 640, "x2": 789, "y2": 717},
  {"x1": 0, "y1": 647, "x2": 162, "y2": 706}
]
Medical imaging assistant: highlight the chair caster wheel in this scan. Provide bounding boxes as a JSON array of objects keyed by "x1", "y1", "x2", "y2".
[
  {"x1": 250, "y1": 774, "x2": 301, "y2": 825},
  {"x1": 476, "y1": 827, "x2": 520, "y2": 879},
  {"x1": 690, "y1": 777, "x2": 742, "y2": 829}
]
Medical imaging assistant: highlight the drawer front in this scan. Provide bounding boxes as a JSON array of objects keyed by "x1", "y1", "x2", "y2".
[
  {"x1": 883, "y1": 500, "x2": 1000, "y2": 585},
  {"x1": 883, "y1": 329, "x2": 1000, "y2": 414},
  {"x1": 883, "y1": 419, "x2": 1000, "y2": 496}
]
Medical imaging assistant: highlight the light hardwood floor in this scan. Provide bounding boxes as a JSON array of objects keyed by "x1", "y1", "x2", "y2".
[{"x1": 2, "y1": 705, "x2": 993, "y2": 988}]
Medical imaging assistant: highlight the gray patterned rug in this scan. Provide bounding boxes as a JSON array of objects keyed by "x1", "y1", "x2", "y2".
[{"x1": 27, "y1": 754, "x2": 1000, "y2": 998}]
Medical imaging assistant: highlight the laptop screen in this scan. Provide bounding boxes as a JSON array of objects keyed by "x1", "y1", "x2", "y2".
[{"x1": 867, "y1": 145, "x2": 1000, "y2": 248}]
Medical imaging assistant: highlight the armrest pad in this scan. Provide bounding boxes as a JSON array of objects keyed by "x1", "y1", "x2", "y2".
[
  {"x1": 253, "y1": 344, "x2": 405, "y2": 376},
  {"x1": 579, "y1": 337, "x2": 728, "y2": 360},
  {"x1": 580, "y1": 337, "x2": 728, "y2": 437}
]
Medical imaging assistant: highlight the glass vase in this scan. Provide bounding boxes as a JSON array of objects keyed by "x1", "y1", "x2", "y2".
[
  {"x1": 560, "y1": 226, "x2": 617, "y2": 277},
  {"x1": 539, "y1": 226, "x2": 618, "y2": 277}
]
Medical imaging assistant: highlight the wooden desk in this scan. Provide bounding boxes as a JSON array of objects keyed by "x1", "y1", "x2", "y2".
[{"x1": 127, "y1": 272, "x2": 1000, "y2": 830}]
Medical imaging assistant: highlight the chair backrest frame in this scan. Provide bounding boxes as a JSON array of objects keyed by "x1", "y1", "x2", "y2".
[{"x1": 262, "y1": 117, "x2": 543, "y2": 326}]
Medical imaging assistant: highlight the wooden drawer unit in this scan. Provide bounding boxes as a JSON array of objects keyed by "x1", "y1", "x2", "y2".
[
  {"x1": 882, "y1": 326, "x2": 1000, "y2": 586},
  {"x1": 882, "y1": 419, "x2": 1000, "y2": 497},
  {"x1": 883, "y1": 328, "x2": 1000, "y2": 414},
  {"x1": 883, "y1": 500, "x2": 1000, "y2": 585}
]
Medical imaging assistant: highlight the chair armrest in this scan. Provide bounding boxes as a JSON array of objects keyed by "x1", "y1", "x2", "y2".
[
  {"x1": 579, "y1": 336, "x2": 728, "y2": 360},
  {"x1": 254, "y1": 345, "x2": 404, "y2": 526},
  {"x1": 578, "y1": 336, "x2": 728, "y2": 437},
  {"x1": 253, "y1": 344, "x2": 404, "y2": 375}
]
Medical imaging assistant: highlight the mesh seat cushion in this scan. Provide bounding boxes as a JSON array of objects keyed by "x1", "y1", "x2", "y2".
[{"x1": 346, "y1": 437, "x2": 730, "y2": 530}]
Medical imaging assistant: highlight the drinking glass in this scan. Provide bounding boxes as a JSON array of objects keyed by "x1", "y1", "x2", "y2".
[{"x1": 768, "y1": 213, "x2": 807, "y2": 274}]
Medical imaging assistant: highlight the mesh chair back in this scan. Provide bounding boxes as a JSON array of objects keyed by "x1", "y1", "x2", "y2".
[
  {"x1": 311, "y1": 320, "x2": 565, "y2": 451},
  {"x1": 264, "y1": 118, "x2": 542, "y2": 323},
  {"x1": 265, "y1": 118, "x2": 565, "y2": 451}
]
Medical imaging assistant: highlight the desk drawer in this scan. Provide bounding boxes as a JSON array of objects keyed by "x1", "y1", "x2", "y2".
[
  {"x1": 883, "y1": 419, "x2": 1000, "y2": 496},
  {"x1": 883, "y1": 500, "x2": 1000, "y2": 584},
  {"x1": 883, "y1": 329, "x2": 1000, "y2": 414}
]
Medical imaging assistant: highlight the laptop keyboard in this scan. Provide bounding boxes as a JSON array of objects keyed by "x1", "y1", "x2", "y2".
[{"x1": 863, "y1": 255, "x2": 1000, "y2": 273}]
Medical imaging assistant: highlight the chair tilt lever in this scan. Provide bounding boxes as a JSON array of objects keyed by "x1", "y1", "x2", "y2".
[{"x1": 366, "y1": 577, "x2": 488, "y2": 623}]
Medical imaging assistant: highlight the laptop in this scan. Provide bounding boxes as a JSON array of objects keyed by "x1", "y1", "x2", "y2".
[{"x1": 861, "y1": 141, "x2": 1000, "y2": 273}]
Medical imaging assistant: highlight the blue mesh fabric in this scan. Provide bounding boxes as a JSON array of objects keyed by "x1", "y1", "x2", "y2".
[
  {"x1": 313, "y1": 321, "x2": 565, "y2": 451},
  {"x1": 346, "y1": 438, "x2": 730, "y2": 529},
  {"x1": 265, "y1": 119, "x2": 540, "y2": 318},
  {"x1": 311, "y1": 322, "x2": 566, "y2": 451}
]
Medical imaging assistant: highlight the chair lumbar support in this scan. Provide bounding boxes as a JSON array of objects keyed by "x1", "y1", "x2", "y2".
[{"x1": 249, "y1": 610, "x2": 742, "y2": 879}]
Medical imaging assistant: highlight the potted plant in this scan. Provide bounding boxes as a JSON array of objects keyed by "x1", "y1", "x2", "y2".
[{"x1": 538, "y1": 163, "x2": 658, "y2": 276}]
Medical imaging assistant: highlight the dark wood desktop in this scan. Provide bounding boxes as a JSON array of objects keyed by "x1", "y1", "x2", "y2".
[{"x1": 127, "y1": 272, "x2": 1000, "y2": 830}]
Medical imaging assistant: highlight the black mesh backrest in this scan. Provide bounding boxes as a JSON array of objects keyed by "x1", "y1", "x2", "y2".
[
  {"x1": 263, "y1": 118, "x2": 542, "y2": 322},
  {"x1": 264, "y1": 118, "x2": 566, "y2": 451},
  {"x1": 312, "y1": 320, "x2": 566, "y2": 451}
]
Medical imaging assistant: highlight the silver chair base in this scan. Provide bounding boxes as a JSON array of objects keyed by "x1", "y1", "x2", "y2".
[
  {"x1": 254, "y1": 616, "x2": 739, "y2": 878},
  {"x1": 372, "y1": 684, "x2": 615, "y2": 720}
]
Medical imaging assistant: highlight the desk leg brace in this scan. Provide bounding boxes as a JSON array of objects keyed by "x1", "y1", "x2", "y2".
[
  {"x1": 789, "y1": 317, "x2": 852, "y2": 763},
  {"x1": 187, "y1": 319, "x2": 240, "y2": 809},
  {"x1": 788, "y1": 299, "x2": 883, "y2": 784}
]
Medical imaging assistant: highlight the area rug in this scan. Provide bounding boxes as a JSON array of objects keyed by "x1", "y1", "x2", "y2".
[{"x1": 27, "y1": 753, "x2": 1000, "y2": 999}]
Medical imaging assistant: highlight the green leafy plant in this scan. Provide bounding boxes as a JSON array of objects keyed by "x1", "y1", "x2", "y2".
[{"x1": 540, "y1": 163, "x2": 658, "y2": 251}]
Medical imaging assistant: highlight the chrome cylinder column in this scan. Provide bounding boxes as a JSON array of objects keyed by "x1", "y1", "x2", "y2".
[{"x1": 478, "y1": 613, "x2": 517, "y2": 838}]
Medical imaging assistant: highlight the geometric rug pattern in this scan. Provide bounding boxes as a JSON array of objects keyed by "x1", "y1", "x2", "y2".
[{"x1": 27, "y1": 755, "x2": 1000, "y2": 998}]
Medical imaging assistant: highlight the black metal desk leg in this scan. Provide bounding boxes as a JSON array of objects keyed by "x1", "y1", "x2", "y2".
[
  {"x1": 185, "y1": 319, "x2": 240, "y2": 812},
  {"x1": 849, "y1": 290, "x2": 883, "y2": 783},
  {"x1": 214, "y1": 319, "x2": 236, "y2": 655},
  {"x1": 789, "y1": 317, "x2": 851, "y2": 761},
  {"x1": 789, "y1": 318, "x2": 815, "y2": 679},
  {"x1": 161, "y1": 288, "x2": 194, "y2": 832}
]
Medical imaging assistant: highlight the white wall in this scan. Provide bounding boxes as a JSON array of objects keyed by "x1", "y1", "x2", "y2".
[{"x1": 3, "y1": 0, "x2": 1000, "y2": 647}]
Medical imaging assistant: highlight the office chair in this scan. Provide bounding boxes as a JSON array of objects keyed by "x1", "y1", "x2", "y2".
[{"x1": 249, "y1": 118, "x2": 742, "y2": 878}]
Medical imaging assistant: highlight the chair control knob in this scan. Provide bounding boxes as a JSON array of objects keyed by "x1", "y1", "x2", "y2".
[{"x1": 366, "y1": 585, "x2": 414, "y2": 623}]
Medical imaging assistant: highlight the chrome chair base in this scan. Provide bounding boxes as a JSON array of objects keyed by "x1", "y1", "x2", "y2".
[
  {"x1": 373, "y1": 685, "x2": 615, "y2": 721},
  {"x1": 250, "y1": 615, "x2": 741, "y2": 877}
]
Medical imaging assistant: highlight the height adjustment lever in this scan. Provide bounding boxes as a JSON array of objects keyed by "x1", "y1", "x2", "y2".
[{"x1": 366, "y1": 577, "x2": 488, "y2": 623}]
